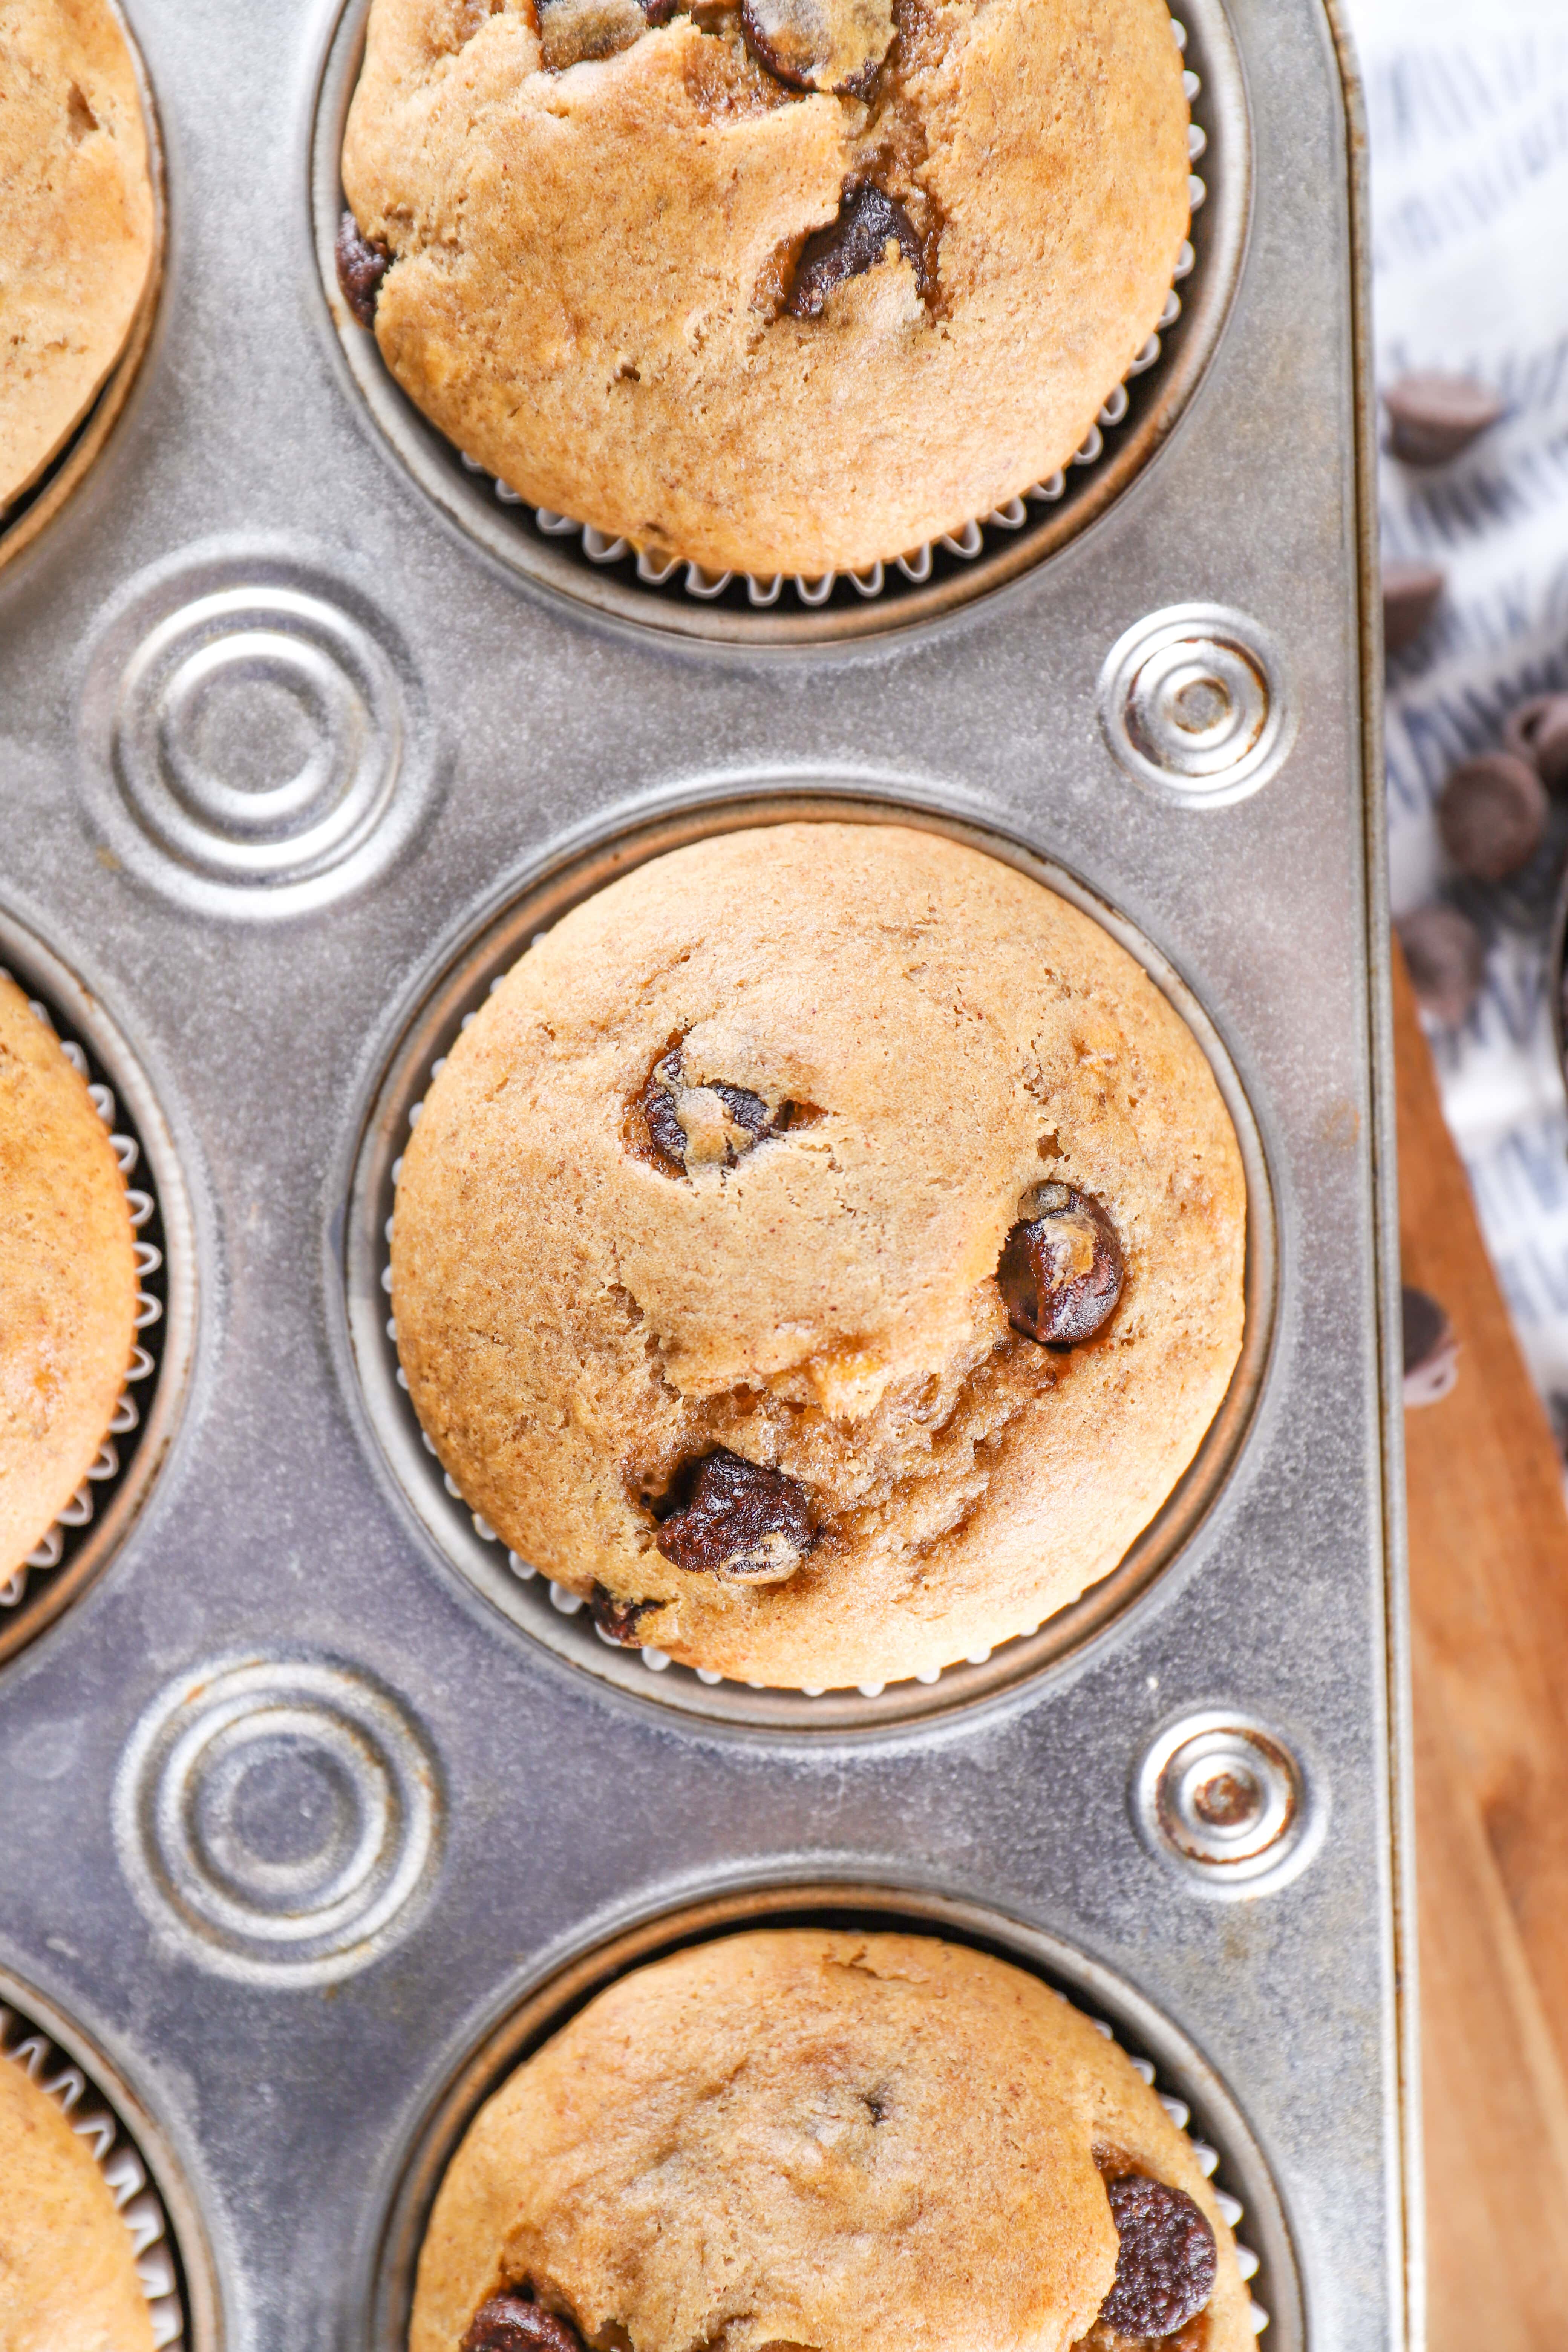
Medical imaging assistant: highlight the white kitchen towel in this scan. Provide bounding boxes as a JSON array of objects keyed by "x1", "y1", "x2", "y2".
[{"x1": 1343, "y1": 0, "x2": 1568, "y2": 1430}]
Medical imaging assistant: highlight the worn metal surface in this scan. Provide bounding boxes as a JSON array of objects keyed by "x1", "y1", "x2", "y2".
[{"x1": 0, "y1": 0, "x2": 1409, "y2": 2349}]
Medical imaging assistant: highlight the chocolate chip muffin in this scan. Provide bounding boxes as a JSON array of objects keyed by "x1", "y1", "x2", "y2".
[
  {"x1": 0, "y1": 0, "x2": 156, "y2": 515},
  {"x1": 0, "y1": 973, "x2": 137, "y2": 1579},
  {"x1": 0, "y1": 2044, "x2": 155, "y2": 2352},
  {"x1": 338, "y1": 0, "x2": 1191, "y2": 578},
  {"x1": 391, "y1": 822, "x2": 1246, "y2": 1690},
  {"x1": 411, "y1": 1929, "x2": 1255, "y2": 2352}
]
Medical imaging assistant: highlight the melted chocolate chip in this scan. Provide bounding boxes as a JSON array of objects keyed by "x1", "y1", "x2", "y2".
[
  {"x1": 786, "y1": 185, "x2": 923, "y2": 319},
  {"x1": 637, "y1": 1048, "x2": 794, "y2": 1174},
  {"x1": 1099, "y1": 2176, "x2": 1217, "y2": 2340},
  {"x1": 335, "y1": 210, "x2": 391, "y2": 329},
  {"x1": 461, "y1": 2297, "x2": 584, "y2": 2352},
  {"x1": 1437, "y1": 751, "x2": 1547, "y2": 882},
  {"x1": 1395, "y1": 904, "x2": 1484, "y2": 1028},
  {"x1": 1381, "y1": 561, "x2": 1445, "y2": 659},
  {"x1": 740, "y1": 0, "x2": 892, "y2": 92},
  {"x1": 655, "y1": 1449, "x2": 816, "y2": 1582},
  {"x1": 1383, "y1": 373, "x2": 1505, "y2": 466},
  {"x1": 997, "y1": 1185, "x2": 1123, "y2": 1348},
  {"x1": 1503, "y1": 692, "x2": 1568, "y2": 795},
  {"x1": 590, "y1": 1583, "x2": 665, "y2": 1645}
]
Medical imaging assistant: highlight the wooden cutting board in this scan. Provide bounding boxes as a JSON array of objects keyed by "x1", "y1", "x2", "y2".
[{"x1": 1393, "y1": 942, "x2": 1568, "y2": 2336}]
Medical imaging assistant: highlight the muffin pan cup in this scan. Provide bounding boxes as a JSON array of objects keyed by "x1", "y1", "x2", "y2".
[
  {"x1": 308, "y1": 0, "x2": 1248, "y2": 642},
  {"x1": 0, "y1": 910, "x2": 194, "y2": 1666},
  {"x1": 0, "y1": 1965, "x2": 214, "y2": 2352},
  {"x1": 0, "y1": 3, "x2": 1413, "y2": 2352},
  {"x1": 0, "y1": 0, "x2": 166, "y2": 576}
]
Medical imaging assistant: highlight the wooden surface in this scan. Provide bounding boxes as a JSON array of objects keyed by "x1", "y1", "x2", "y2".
[{"x1": 1394, "y1": 942, "x2": 1568, "y2": 2338}]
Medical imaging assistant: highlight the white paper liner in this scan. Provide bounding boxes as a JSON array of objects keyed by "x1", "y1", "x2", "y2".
[
  {"x1": 449, "y1": 19, "x2": 1207, "y2": 610},
  {"x1": 0, "y1": 2002, "x2": 187, "y2": 2348},
  {"x1": 0, "y1": 974, "x2": 164, "y2": 1617},
  {"x1": 1085, "y1": 2017, "x2": 1271, "y2": 2337}
]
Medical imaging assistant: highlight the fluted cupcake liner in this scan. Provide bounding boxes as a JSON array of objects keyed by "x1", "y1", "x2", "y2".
[
  {"x1": 0, "y1": 2001, "x2": 188, "y2": 2349},
  {"x1": 0, "y1": 976, "x2": 165, "y2": 1619},
  {"x1": 452, "y1": 22, "x2": 1208, "y2": 611}
]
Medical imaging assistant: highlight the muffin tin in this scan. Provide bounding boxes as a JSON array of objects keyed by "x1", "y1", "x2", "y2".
[{"x1": 0, "y1": 1, "x2": 1413, "y2": 2350}]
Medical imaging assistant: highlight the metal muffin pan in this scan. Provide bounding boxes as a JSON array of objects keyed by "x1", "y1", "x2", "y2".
[{"x1": 0, "y1": 0, "x2": 1413, "y2": 2348}]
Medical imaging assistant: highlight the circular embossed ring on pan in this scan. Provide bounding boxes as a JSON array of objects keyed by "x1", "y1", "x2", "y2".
[
  {"x1": 335, "y1": 787, "x2": 1276, "y2": 1734},
  {"x1": 308, "y1": 0, "x2": 1250, "y2": 644},
  {"x1": 355, "y1": 1883, "x2": 1298, "y2": 2352},
  {"x1": 78, "y1": 549, "x2": 436, "y2": 917},
  {"x1": 114, "y1": 1655, "x2": 441, "y2": 1985},
  {"x1": 0, "y1": 907, "x2": 195, "y2": 1669}
]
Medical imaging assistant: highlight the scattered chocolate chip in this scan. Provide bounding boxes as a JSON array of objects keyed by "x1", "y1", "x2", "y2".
[
  {"x1": 786, "y1": 185, "x2": 923, "y2": 319},
  {"x1": 1395, "y1": 904, "x2": 1484, "y2": 1027},
  {"x1": 740, "y1": 0, "x2": 892, "y2": 93},
  {"x1": 1099, "y1": 2176, "x2": 1217, "y2": 2340},
  {"x1": 335, "y1": 210, "x2": 391, "y2": 329},
  {"x1": 1382, "y1": 562, "x2": 1445, "y2": 659},
  {"x1": 997, "y1": 1184, "x2": 1123, "y2": 1348},
  {"x1": 590, "y1": 1584, "x2": 666, "y2": 1645},
  {"x1": 1437, "y1": 751, "x2": 1547, "y2": 883},
  {"x1": 1503, "y1": 692, "x2": 1568, "y2": 796},
  {"x1": 637, "y1": 1047, "x2": 796, "y2": 1174},
  {"x1": 642, "y1": 0, "x2": 678, "y2": 18},
  {"x1": 1402, "y1": 1285, "x2": 1458, "y2": 1408},
  {"x1": 1383, "y1": 373, "x2": 1505, "y2": 466},
  {"x1": 655, "y1": 1449, "x2": 817, "y2": 1582},
  {"x1": 461, "y1": 2298, "x2": 584, "y2": 2352},
  {"x1": 538, "y1": 0, "x2": 648, "y2": 67}
]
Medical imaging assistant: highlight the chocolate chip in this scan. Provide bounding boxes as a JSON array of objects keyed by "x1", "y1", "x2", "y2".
[
  {"x1": 1383, "y1": 373, "x2": 1505, "y2": 466},
  {"x1": 1436, "y1": 751, "x2": 1547, "y2": 882},
  {"x1": 655, "y1": 1449, "x2": 817, "y2": 1582},
  {"x1": 1099, "y1": 2176, "x2": 1217, "y2": 2339},
  {"x1": 997, "y1": 1184, "x2": 1123, "y2": 1348},
  {"x1": 539, "y1": 0, "x2": 648, "y2": 67},
  {"x1": 461, "y1": 2298, "x2": 584, "y2": 2352},
  {"x1": 1402, "y1": 1285, "x2": 1458, "y2": 1408},
  {"x1": 1503, "y1": 692, "x2": 1568, "y2": 796},
  {"x1": 740, "y1": 0, "x2": 893, "y2": 92},
  {"x1": 1382, "y1": 562, "x2": 1445, "y2": 658},
  {"x1": 1395, "y1": 904, "x2": 1484, "y2": 1027},
  {"x1": 786, "y1": 185, "x2": 923, "y2": 319},
  {"x1": 335, "y1": 210, "x2": 391, "y2": 329},
  {"x1": 637, "y1": 1047, "x2": 794, "y2": 1174},
  {"x1": 590, "y1": 1583, "x2": 665, "y2": 1645}
]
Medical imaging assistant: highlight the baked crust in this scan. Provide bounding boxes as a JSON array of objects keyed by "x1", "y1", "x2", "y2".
[
  {"x1": 341, "y1": 0, "x2": 1190, "y2": 576},
  {"x1": 0, "y1": 0, "x2": 155, "y2": 511},
  {"x1": 391, "y1": 823, "x2": 1246, "y2": 1689},
  {"x1": 411, "y1": 1929, "x2": 1256, "y2": 2352},
  {"x1": 0, "y1": 2046, "x2": 156, "y2": 2352},
  {"x1": 0, "y1": 972, "x2": 137, "y2": 1577}
]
